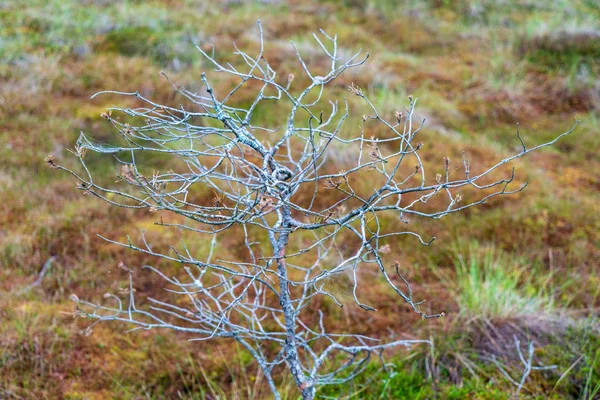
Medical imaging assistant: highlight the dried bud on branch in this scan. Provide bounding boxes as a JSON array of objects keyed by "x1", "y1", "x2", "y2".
[
  {"x1": 257, "y1": 195, "x2": 275, "y2": 210},
  {"x1": 117, "y1": 261, "x2": 132, "y2": 274},
  {"x1": 120, "y1": 165, "x2": 138, "y2": 184},
  {"x1": 395, "y1": 111, "x2": 402, "y2": 124},
  {"x1": 443, "y1": 156, "x2": 451, "y2": 170},
  {"x1": 463, "y1": 154, "x2": 470, "y2": 175},
  {"x1": 379, "y1": 244, "x2": 392, "y2": 254},
  {"x1": 44, "y1": 155, "x2": 57, "y2": 168},
  {"x1": 348, "y1": 82, "x2": 363, "y2": 96},
  {"x1": 212, "y1": 191, "x2": 225, "y2": 210},
  {"x1": 323, "y1": 177, "x2": 340, "y2": 189},
  {"x1": 317, "y1": 211, "x2": 334, "y2": 224}
]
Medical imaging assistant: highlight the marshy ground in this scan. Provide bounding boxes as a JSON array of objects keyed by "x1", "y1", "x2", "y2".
[{"x1": 1, "y1": 1, "x2": 599, "y2": 398}]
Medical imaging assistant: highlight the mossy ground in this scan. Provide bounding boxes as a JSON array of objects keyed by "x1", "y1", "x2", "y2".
[{"x1": 1, "y1": 0, "x2": 599, "y2": 398}]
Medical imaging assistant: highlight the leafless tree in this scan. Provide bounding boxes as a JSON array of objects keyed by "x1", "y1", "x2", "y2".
[{"x1": 50, "y1": 21, "x2": 579, "y2": 399}]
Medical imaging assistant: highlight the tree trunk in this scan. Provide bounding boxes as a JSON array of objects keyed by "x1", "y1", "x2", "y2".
[{"x1": 274, "y1": 207, "x2": 314, "y2": 400}]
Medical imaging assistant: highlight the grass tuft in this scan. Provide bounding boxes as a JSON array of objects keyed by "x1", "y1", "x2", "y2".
[{"x1": 449, "y1": 243, "x2": 554, "y2": 321}]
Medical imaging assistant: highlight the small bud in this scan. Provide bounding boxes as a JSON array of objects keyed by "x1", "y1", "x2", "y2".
[
  {"x1": 455, "y1": 193, "x2": 462, "y2": 203},
  {"x1": 76, "y1": 182, "x2": 92, "y2": 195},
  {"x1": 394, "y1": 111, "x2": 402, "y2": 124},
  {"x1": 212, "y1": 191, "x2": 225, "y2": 211},
  {"x1": 103, "y1": 292, "x2": 111, "y2": 299},
  {"x1": 323, "y1": 177, "x2": 340, "y2": 190},
  {"x1": 443, "y1": 157, "x2": 451, "y2": 169},
  {"x1": 436, "y1": 173, "x2": 442, "y2": 183},
  {"x1": 117, "y1": 261, "x2": 132, "y2": 274},
  {"x1": 44, "y1": 155, "x2": 57, "y2": 168},
  {"x1": 120, "y1": 164, "x2": 137, "y2": 184},
  {"x1": 69, "y1": 294, "x2": 79, "y2": 303},
  {"x1": 408, "y1": 95, "x2": 413, "y2": 103},
  {"x1": 348, "y1": 82, "x2": 363, "y2": 96},
  {"x1": 379, "y1": 244, "x2": 392, "y2": 254},
  {"x1": 362, "y1": 114, "x2": 367, "y2": 122},
  {"x1": 318, "y1": 211, "x2": 334, "y2": 223},
  {"x1": 288, "y1": 73, "x2": 295, "y2": 82},
  {"x1": 77, "y1": 145, "x2": 87, "y2": 159},
  {"x1": 339, "y1": 169, "x2": 349, "y2": 184}
]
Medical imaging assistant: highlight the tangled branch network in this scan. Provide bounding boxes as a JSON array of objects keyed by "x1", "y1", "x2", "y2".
[{"x1": 52, "y1": 21, "x2": 579, "y2": 399}]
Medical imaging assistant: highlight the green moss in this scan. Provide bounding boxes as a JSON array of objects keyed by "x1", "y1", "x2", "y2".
[
  {"x1": 100, "y1": 26, "x2": 160, "y2": 58},
  {"x1": 519, "y1": 31, "x2": 600, "y2": 71}
]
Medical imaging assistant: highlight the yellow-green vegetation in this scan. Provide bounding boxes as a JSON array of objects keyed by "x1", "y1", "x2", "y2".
[
  {"x1": 447, "y1": 242, "x2": 556, "y2": 320},
  {"x1": 1, "y1": 0, "x2": 599, "y2": 398}
]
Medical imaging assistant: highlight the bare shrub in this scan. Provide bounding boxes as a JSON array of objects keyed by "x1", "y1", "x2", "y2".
[{"x1": 53, "y1": 21, "x2": 579, "y2": 399}]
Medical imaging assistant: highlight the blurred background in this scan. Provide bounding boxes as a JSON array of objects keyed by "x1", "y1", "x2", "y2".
[{"x1": 1, "y1": 0, "x2": 599, "y2": 398}]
